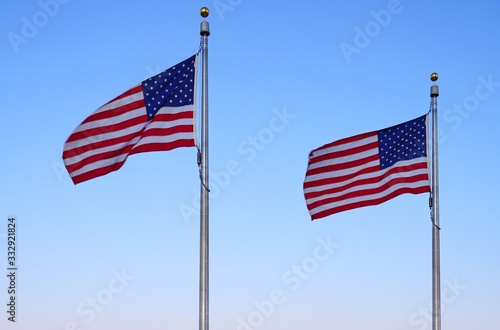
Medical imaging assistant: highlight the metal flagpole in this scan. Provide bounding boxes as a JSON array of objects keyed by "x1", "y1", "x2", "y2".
[
  {"x1": 430, "y1": 72, "x2": 441, "y2": 330},
  {"x1": 199, "y1": 7, "x2": 210, "y2": 330}
]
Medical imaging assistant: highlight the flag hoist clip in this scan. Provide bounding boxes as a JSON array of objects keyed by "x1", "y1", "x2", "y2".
[{"x1": 197, "y1": 148, "x2": 210, "y2": 192}]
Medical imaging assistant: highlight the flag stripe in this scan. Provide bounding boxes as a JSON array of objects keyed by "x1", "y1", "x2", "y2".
[
  {"x1": 62, "y1": 54, "x2": 198, "y2": 184},
  {"x1": 303, "y1": 115, "x2": 430, "y2": 220}
]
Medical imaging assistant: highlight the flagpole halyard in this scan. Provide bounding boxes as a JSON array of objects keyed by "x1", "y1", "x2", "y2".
[
  {"x1": 199, "y1": 7, "x2": 210, "y2": 330},
  {"x1": 430, "y1": 72, "x2": 441, "y2": 330}
]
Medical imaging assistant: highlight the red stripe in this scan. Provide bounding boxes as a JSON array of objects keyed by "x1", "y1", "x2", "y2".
[
  {"x1": 150, "y1": 110, "x2": 194, "y2": 122},
  {"x1": 130, "y1": 139, "x2": 195, "y2": 155}
]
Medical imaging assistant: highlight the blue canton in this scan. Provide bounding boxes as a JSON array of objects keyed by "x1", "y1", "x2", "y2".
[
  {"x1": 378, "y1": 115, "x2": 427, "y2": 169},
  {"x1": 141, "y1": 55, "x2": 196, "y2": 121}
]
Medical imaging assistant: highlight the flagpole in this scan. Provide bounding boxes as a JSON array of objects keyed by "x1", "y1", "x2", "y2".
[
  {"x1": 199, "y1": 7, "x2": 210, "y2": 330},
  {"x1": 198, "y1": 7, "x2": 211, "y2": 330},
  {"x1": 430, "y1": 72, "x2": 441, "y2": 330}
]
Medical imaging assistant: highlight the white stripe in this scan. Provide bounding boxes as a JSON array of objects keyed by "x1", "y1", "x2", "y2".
[
  {"x1": 145, "y1": 117, "x2": 193, "y2": 130},
  {"x1": 154, "y1": 104, "x2": 195, "y2": 115}
]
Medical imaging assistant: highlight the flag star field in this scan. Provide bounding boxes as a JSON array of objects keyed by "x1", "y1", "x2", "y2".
[
  {"x1": 378, "y1": 115, "x2": 427, "y2": 169},
  {"x1": 143, "y1": 55, "x2": 196, "y2": 118}
]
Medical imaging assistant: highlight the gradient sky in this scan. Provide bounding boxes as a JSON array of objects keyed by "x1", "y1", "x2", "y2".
[{"x1": 2, "y1": 1, "x2": 500, "y2": 329}]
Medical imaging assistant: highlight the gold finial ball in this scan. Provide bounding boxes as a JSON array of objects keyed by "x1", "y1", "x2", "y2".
[
  {"x1": 430, "y1": 72, "x2": 439, "y2": 82},
  {"x1": 200, "y1": 7, "x2": 209, "y2": 18}
]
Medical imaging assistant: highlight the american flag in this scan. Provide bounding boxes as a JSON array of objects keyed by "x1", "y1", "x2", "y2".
[
  {"x1": 63, "y1": 54, "x2": 198, "y2": 184},
  {"x1": 303, "y1": 115, "x2": 430, "y2": 220}
]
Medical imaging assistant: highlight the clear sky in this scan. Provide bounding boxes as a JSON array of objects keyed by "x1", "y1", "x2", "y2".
[{"x1": 2, "y1": 0, "x2": 500, "y2": 329}]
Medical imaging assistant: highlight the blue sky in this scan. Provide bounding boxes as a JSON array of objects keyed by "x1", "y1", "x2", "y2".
[{"x1": 2, "y1": 0, "x2": 500, "y2": 329}]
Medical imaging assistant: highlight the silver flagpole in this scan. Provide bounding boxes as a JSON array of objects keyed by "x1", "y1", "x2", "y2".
[
  {"x1": 430, "y1": 72, "x2": 441, "y2": 330},
  {"x1": 199, "y1": 7, "x2": 210, "y2": 330}
]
